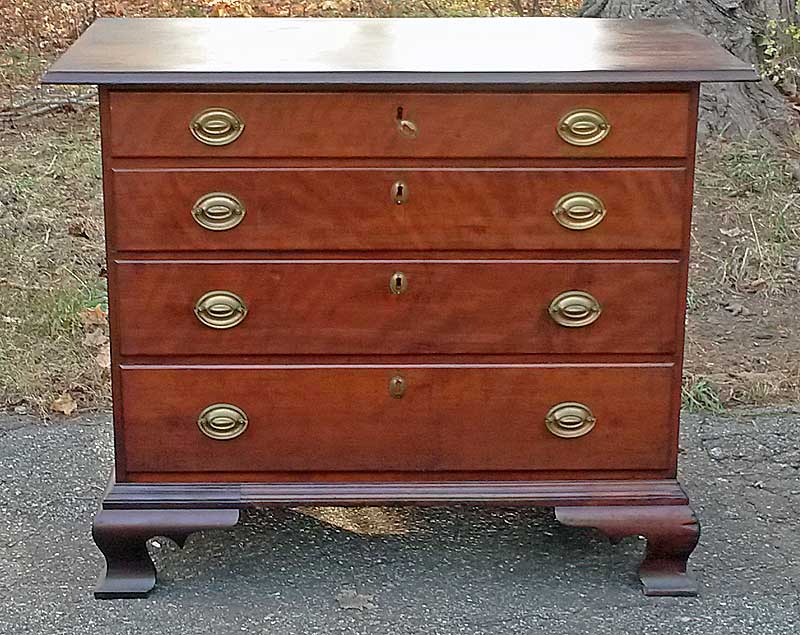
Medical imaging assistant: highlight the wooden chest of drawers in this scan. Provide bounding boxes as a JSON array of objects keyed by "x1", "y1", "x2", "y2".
[{"x1": 45, "y1": 16, "x2": 757, "y2": 599}]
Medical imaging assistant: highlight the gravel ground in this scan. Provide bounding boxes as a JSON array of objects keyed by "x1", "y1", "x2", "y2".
[{"x1": 1, "y1": 409, "x2": 798, "y2": 634}]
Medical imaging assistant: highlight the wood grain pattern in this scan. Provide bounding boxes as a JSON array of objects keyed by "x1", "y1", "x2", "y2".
[
  {"x1": 107, "y1": 92, "x2": 691, "y2": 158},
  {"x1": 114, "y1": 260, "x2": 681, "y2": 356},
  {"x1": 110, "y1": 167, "x2": 687, "y2": 251},
  {"x1": 42, "y1": 18, "x2": 758, "y2": 86},
  {"x1": 119, "y1": 364, "x2": 675, "y2": 473}
]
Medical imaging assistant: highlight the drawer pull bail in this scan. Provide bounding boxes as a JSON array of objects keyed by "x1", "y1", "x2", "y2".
[
  {"x1": 194, "y1": 290, "x2": 248, "y2": 329},
  {"x1": 389, "y1": 375, "x2": 407, "y2": 399},
  {"x1": 545, "y1": 402, "x2": 596, "y2": 438},
  {"x1": 396, "y1": 107, "x2": 419, "y2": 139},
  {"x1": 548, "y1": 290, "x2": 602, "y2": 328},
  {"x1": 557, "y1": 109, "x2": 610, "y2": 146},
  {"x1": 197, "y1": 403, "x2": 249, "y2": 440},
  {"x1": 389, "y1": 271, "x2": 408, "y2": 295},
  {"x1": 190, "y1": 107, "x2": 245, "y2": 146},
  {"x1": 192, "y1": 192, "x2": 246, "y2": 231},
  {"x1": 553, "y1": 192, "x2": 606, "y2": 231}
]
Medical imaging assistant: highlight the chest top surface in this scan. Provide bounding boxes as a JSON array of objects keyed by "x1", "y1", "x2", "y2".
[{"x1": 43, "y1": 16, "x2": 757, "y2": 86}]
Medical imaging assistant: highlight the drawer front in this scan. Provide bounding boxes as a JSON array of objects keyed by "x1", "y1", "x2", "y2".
[
  {"x1": 111, "y1": 168, "x2": 687, "y2": 251},
  {"x1": 121, "y1": 365, "x2": 675, "y2": 473},
  {"x1": 115, "y1": 260, "x2": 680, "y2": 356},
  {"x1": 108, "y1": 92, "x2": 691, "y2": 158}
]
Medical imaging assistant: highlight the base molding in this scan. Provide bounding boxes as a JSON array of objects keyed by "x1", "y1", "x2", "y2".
[
  {"x1": 93, "y1": 477, "x2": 698, "y2": 599},
  {"x1": 103, "y1": 478, "x2": 688, "y2": 508}
]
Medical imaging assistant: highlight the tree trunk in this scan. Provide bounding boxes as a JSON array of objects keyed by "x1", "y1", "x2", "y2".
[{"x1": 578, "y1": 0, "x2": 798, "y2": 145}]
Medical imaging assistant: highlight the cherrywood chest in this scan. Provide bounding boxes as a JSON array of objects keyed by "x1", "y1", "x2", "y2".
[{"x1": 44, "y1": 16, "x2": 757, "y2": 598}]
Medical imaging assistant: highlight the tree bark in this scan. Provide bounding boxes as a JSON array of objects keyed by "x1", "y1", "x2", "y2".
[{"x1": 579, "y1": 0, "x2": 798, "y2": 144}]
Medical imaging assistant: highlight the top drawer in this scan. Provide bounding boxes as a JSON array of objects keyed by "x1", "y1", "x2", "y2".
[{"x1": 107, "y1": 92, "x2": 692, "y2": 159}]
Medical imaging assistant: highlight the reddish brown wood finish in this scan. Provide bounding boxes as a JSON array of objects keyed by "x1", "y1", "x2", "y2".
[
  {"x1": 110, "y1": 167, "x2": 687, "y2": 251},
  {"x1": 119, "y1": 364, "x2": 675, "y2": 473},
  {"x1": 555, "y1": 504, "x2": 700, "y2": 596},
  {"x1": 108, "y1": 92, "x2": 691, "y2": 158},
  {"x1": 114, "y1": 260, "x2": 680, "y2": 356}
]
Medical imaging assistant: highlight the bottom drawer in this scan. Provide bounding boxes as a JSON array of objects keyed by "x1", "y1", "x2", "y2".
[{"x1": 120, "y1": 365, "x2": 676, "y2": 474}]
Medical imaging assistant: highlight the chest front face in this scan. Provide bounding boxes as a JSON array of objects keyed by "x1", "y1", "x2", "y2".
[{"x1": 100, "y1": 84, "x2": 695, "y2": 482}]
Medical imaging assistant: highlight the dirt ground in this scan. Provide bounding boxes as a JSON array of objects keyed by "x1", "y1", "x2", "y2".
[{"x1": 1, "y1": 17, "x2": 799, "y2": 416}]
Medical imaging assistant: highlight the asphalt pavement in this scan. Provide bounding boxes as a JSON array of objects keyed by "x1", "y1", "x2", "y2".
[{"x1": 1, "y1": 408, "x2": 798, "y2": 634}]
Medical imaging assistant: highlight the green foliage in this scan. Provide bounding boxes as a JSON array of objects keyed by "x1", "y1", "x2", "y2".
[
  {"x1": 759, "y1": 10, "x2": 800, "y2": 86},
  {"x1": 682, "y1": 376, "x2": 725, "y2": 414}
]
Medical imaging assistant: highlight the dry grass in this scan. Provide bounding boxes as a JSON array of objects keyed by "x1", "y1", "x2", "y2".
[
  {"x1": 686, "y1": 136, "x2": 800, "y2": 408},
  {"x1": 0, "y1": 110, "x2": 108, "y2": 415}
]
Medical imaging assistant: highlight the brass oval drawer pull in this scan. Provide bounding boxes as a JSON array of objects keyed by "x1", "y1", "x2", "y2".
[
  {"x1": 545, "y1": 402, "x2": 596, "y2": 438},
  {"x1": 197, "y1": 403, "x2": 248, "y2": 440},
  {"x1": 557, "y1": 109, "x2": 610, "y2": 146},
  {"x1": 391, "y1": 180, "x2": 409, "y2": 205},
  {"x1": 190, "y1": 107, "x2": 245, "y2": 146},
  {"x1": 389, "y1": 375, "x2": 406, "y2": 398},
  {"x1": 194, "y1": 290, "x2": 248, "y2": 329},
  {"x1": 553, "y1": 192, "x2": 606, "y2": 231},
  {"x1": 548, "y1": 290, "x2": 602, "y2": 328},
  {"x1": 389, "y1": 271, "x2": 408, "y2": 295},
  {"x1": 192, "y1": 192, "x2": 246, "y2": 231}
]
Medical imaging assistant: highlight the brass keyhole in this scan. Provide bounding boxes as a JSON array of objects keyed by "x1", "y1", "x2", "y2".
[
  {"x1": 390, "y1": 271, "x2": 407, "y2": 295},
  {"x1": 396, "y1": 107, "x2": 419, "y2": 139},
  {"x1": 389, "y1": 375, "x2": 406, "y2": 398},
  {"x1": 392, "y1": 180, "x2": 408, "y2": 205}
]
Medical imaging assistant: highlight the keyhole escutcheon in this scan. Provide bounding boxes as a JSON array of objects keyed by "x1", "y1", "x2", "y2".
[
  {"x1": 396, "y1": 106, "x2": 419, "y2": 139},
  {"x1": 389, "y1": 271, "x2": 408, "y2": 295},
  {"x1": 392, "y1": 180, "x2": 409, "y2": 205},
  {"x1": 389, "y1": 375, "x2": 407, "y2": 399}
]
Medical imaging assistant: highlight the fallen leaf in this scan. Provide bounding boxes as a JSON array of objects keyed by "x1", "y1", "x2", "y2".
[
  {"x1": 335, "y1": 589, "x2": 376, "y2": 610},
  {"x1": 95, "y1": 347, "x2": 111, "y2": 370},
  {"x1": 78, "y1": 304, "x2": 108, "y2": 328},
  {"x1": 51, "y1": 393, "x2": 77, "y2": 416},
  {"x1": 723, "y1": 302, "x2": 750, "y2": 317},
  {"x1": 68, "y1": 220, "x2": 90, "y2": 239},
  {"x1": 719, "y1": 227, "x2": 743, "y2": 238},
  {"x1": 740, "y1": 278, "x2": 767, "y2": 293},
  {"x1": 82, "y1": 328, "x2": 109, "y2": 347}
]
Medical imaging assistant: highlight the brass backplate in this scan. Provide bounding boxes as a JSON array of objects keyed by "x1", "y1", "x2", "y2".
[
  {"x1": 194, "y1": 290, "x2": 248, "y2": 329},
  {"x1": 548, "y1": 290, "x2": 602, "y2": 328},
  {"x1": 545, "y1": 402, "x2": 596, "y2": 439},
  {"x1": 557, "y1": 109, "x2": 611, "y2": 147},
  {"x1": 192, "y1": 192, "x2": 246, "y2": 231},
  {"x1": 553, "y1": 192, "x2": 606, "y2": 231},
  {"x1": 190, "y1": 107, "x2": 245, "y2": 146},
  {"x1": 197, "y1": 403, "x2": 249, "y2": 440}
]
